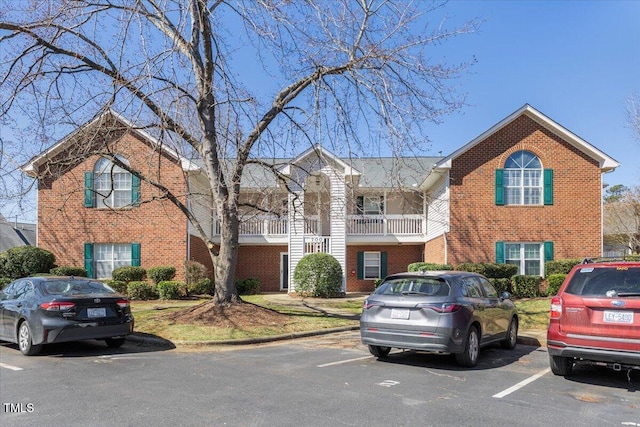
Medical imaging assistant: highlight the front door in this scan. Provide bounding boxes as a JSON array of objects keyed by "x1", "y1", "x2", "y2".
[{"x1": 280, "y1": 253, "x2": 289, "y2": 291}]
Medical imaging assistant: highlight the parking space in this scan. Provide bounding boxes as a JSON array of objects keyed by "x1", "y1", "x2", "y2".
[{"x1": 1, "y1": 333, "x2": 639, "y2": 426}]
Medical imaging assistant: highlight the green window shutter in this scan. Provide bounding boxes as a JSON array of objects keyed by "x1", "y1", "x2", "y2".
[
  {"x1": 496, "y1": 241, "x2": 505, "y2": 264},
  {"x1": 131, "y1": 173, "x2": 141, "y2": 206},
  {"x1": 356, "y1": 196, "x2": 364, "y2": 214},
  {"x1": 495, "y1": 169, "x2": 504, "y2": 205},
  {"x1": 380, "y1": 251, "x2": 387, "y2": 278},
  {"x1": 543, "y1": 169, "x2": 553, "y2": 205},
  {"x1": 84, "y1": 243, "x2": 94, "y2": 278},
  {"x1": 84, "y1": 172, "x2": 95, "y2": 208},
  {"x1": 131, "y1": 243, "x2": 141, "y2": 267},
  {"x1": 544, "y1": 241, "x2": 554, "y2": 262},
  {"x1": 357, "y1": 251, "x2": 364, "y2": 279}
]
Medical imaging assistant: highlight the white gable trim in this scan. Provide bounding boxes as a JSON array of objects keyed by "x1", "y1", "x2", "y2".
[
  {"x1": 421, "y1": 104, "x2": 619, "y2": 190},
  {"x1": 280, "y1": 144, "x2": 361, "y2": 177},
  {"x1": 21, "y1": 109, "x2": 199, "y2": 177}
]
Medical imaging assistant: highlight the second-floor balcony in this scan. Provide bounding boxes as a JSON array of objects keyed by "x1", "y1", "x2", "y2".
[{"x1": 213, "y1": 214, "x2": 425, "y2": 238}]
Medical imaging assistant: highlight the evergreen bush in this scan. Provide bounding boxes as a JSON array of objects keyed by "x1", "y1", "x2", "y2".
[
  {"x1": 148, "y1": 266, "x2": 176, "y2": 284},
  {"x1": 293, "y1": 253, "x2": 343, "y2": 298},
  {"x1": 0, "y1": 246, "x2": 56, "y2": 279},
  {"x1": 127, "y1": 281, "x2": 158, "y2": 300},
  {"x1": 112, "y1": 266, "x2": 147, "y2": 283},
  {"x1": 407, "y1": 262, "x2": 453, "y2": 272},
  {"x1": 50, "y1": 266, "x2": 88, "y2": 277},
  {"x1": 546, "y1": 273, "x2": 567, "y2": 296},
  {"x1": 236, "y1": 278, "x2": 260, "y2": 295},
  {"x1": 157, "y1": 281, "x2": 183, "y2": 300}
]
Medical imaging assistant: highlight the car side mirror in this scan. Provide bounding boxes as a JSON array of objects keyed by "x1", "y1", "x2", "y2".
[{"x1": 500, "y1": 291, "x2": 511, "y2": 300}]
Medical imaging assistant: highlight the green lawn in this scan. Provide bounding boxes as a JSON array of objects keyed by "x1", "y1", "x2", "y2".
[{"x1": 131, "y1": 295, "x2": 551, "y2": 343}]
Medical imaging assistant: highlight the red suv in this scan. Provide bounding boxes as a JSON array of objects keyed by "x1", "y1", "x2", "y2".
[{"x1": 547, "y1": 259, "x2": 640, "y2": 376}]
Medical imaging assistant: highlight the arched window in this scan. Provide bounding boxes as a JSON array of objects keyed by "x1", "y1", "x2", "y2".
[
  {"x1": 92, "y1": 156, "x2": 133, "y2": 208},
  {"x1": 503, "y1": 150, "x2": 542, "y2": 205}
]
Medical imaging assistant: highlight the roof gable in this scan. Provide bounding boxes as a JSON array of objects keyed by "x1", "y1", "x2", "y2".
[
  {"x1": 21, "y1": 110, "x2": 198, "y2": 177},
  {"x1": 421, "y1": 104, "x2": 619, "y2": 189}
]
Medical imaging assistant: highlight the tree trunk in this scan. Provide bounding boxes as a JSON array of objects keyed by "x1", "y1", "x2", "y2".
[{"x1": 212, "y1": 208, "x2": 240, "y2": 304}]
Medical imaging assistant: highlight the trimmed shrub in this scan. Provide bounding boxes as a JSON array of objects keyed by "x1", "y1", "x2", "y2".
[
  {"x1": 148, "y1": 266, "x2": 176, "y2": 284},
  {"x1": 512, "y1": 275, "x2": 543, "y2": 298},
  {"x1": 408, "y1": 262, "x2": 454, "y2": 272},
  {"x1": 189, "y1": 278, "x2": 215, "y2": 296},
  {"x1": 127, "y1": 281, "x2": 158, "y2": 300},
  {"x1": 545, "y1": 259, "x2": 581, "y2": 276},
  {"x1": 489, "y1": 278, "x2": 511, "y2": 295},
  {"x1": 105, "y1": 280, "x2": 128, "y2": 294},
  {"x1": 0, "y1": 246, "x2": 56, "y2": 279},
  {"x1": 236, "y1": 278, "x2": 260, "y2": 295},
  {"x1": 112, "y1": 266, "x2": 147, "y2": 283},
  {"x1": 157, "y1": 281, "x2": 183, "y2": 300},
  {"x1": 373, "y1": 278, "x2": 384, "y2": 288},
  {"x1": 456, "y1": 262, "x2": 517, "y2": 279},
  {"x1": 50, "y1": 266, "x2": 88, "y2": 277},
  {"x1": 546, "y1": 273, "x2": 567, "y2": 296},
  {"x1": 293, "y1": 253, "x2": 343, "y2": 298}
]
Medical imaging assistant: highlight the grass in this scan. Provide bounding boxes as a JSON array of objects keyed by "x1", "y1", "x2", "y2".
[
  {"x1": 514, "y1": 297, "x2": 551, "y2": 330},
  {"x1": 131, "y1": 296, "x2": 359, "y2": 342},
  {"x1": 131, "y1": 295, "x2": 551, "y2": 343}
]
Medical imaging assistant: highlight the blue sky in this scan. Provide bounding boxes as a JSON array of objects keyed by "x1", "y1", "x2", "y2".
[
  {"x1": 2, "y1": 0, "x2": 638, "y2": 223},
  {"x1": 422, "y1": 0, "x2": 640, "y2": 188}
]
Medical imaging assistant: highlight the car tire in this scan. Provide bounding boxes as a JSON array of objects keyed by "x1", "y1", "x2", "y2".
[
  {"x1": 455, "y1": 326, "x2": 479, "y2": 367},
  {"x1": 549, "y1": 355, "x2": 573, "y2": 376},
  {"x1": 105, "y1": 337, "x2": 126, "y2": 348},
  {"x1": 368, "y1": 345, "x2": 391, "y2": 358},
  {"x1": 501, "y1": 317, "x2": 518, "y2": 350},
  {"x1": 18, "y1": 321, "x2": 42, "y2": 356}
]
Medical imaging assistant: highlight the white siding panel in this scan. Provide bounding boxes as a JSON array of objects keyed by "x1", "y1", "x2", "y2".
[{"x1": 425, "y1": 176, "x2": 449, "y2": 241}]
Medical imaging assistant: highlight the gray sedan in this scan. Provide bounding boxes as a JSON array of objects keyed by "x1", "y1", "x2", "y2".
[{"x1": 360, "y1": 271, "x2": 518, "y2": 367}]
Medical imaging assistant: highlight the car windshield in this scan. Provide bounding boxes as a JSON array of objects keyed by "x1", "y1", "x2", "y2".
[
  {"x1": 565, "y1": 266, "x2": 640, "y2": 297},
  {"x1": 374, "y1": 277, "x2": 450, "y2": 296},
  {"x1": 41, "y1": 280, "x2": 116, "y2": 296}
]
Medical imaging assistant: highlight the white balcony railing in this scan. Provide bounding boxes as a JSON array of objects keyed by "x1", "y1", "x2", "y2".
[
  {"x1": 214, "y1": 214, "x2": 424, "y2": 236},
  {"x1": 346, "y1": 215, "x2": 424, "y2": 235}
]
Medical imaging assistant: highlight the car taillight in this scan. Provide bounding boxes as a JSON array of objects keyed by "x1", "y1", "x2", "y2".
[
  {"x1": 40, "y1": 302, "x2": 75, "y2": 311},
  {"x1": 550, "y1": 296, "x2": 563, "y2": 319},
  {"x1": 417, "y1": 303, "x2": 462, "y2": 313},
  {"x1": 363, "y1": 300, "x2": 384, "y2": 310},
  {"x1": 117, "y1": 299, "x2": 130, "y2": 309}
]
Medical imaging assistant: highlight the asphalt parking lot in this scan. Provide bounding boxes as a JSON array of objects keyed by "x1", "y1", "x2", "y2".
[{"x1": 1, "y1": 332, "x2": 639, "y2": 427}]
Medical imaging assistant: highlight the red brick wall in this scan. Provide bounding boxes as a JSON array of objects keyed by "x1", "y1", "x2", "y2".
[
  {"x1": 424, "y1": 235, "x2": 446, "y2": 264},
  {"x1": 37, "y1": 130, "x2": 189, "y2": 280},
  {"x1": 447, "y1": 114, "x2": 602, "y2": 265},
  {"x1": 235, "y1": 246, "x2": 288, "y2": 292},
  {"x1": 189, "y1": 235, "x2": 214, "y2": 278},
  {"x1": 346, "y1": 245, "x2": 423, "y2": 292}
]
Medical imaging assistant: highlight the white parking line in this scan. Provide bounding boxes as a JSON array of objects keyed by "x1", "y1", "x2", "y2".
[
  {"x1": 317, "y1": 355, "x2": 372, "y2": 367},
  {"x1": 493, "y1": 368, "x2": 550, "y2": 398},
  {"x1": 0, "y1": 362, "x2": 23, "y2": 371}
]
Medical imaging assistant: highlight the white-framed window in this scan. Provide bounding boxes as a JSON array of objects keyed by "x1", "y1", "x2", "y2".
[
  {"x1": 505, "y1": 243, "x2": 542, "y2": 276},
  {"x1": 503, "y1": 151, "x2": 542, "y2": 205},
  {"x1": 357, "y1": 196, "x2": 384, "y2": 215},
  {"x1": 363, "y1": 252, "x2": 381, "y2": 279},
  {"x1": 94, "y1": 243, "x2": 132, "y2": 279},
  {"x1": 94, "y1": 156, "x2": 132, "y2": 208}
]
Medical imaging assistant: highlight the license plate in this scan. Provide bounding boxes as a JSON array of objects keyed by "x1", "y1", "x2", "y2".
[
  {"x1": 87, "y1": 307, "x2": 107, "y2": 318},
  {"x1": 391, "y1": 308, "x2": 410, "y2": 320},
  {"x1": 603, "y1": 310, "x2": 634, "y2": 324}
]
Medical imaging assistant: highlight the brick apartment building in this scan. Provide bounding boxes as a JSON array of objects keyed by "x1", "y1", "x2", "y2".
[{"x1": 22, "y1": 104, "x2": 619, "y2": 293}]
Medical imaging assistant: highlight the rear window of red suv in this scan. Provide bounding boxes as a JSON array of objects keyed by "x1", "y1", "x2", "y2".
[{"x1": 564, "y1": 266, "x2": 640, "y2": 297}]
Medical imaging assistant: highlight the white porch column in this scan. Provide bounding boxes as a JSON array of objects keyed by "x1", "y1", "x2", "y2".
[{"x1": 288, "y1": 191, "x2": 305, "y2": 293}]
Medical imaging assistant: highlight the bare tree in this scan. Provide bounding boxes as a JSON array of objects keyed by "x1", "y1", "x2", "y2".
[
  {"x1": 0, "y1": 0, "x2": 477, "y2": 304},
  {"x1": 604, "y1": 186, "x2": 640, "y2": 255}
]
